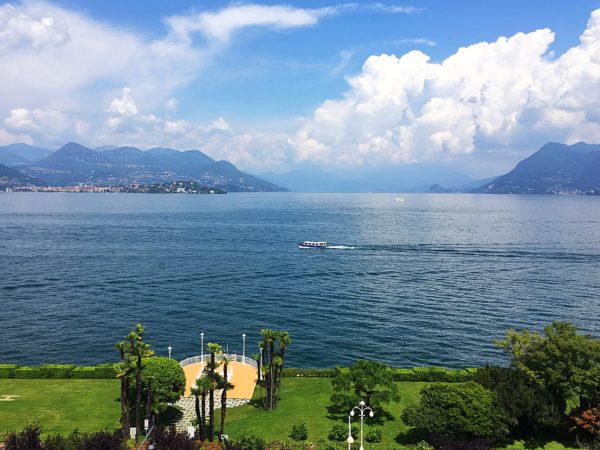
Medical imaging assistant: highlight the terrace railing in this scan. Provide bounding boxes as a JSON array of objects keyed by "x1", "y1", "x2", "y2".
[{"x1": 179, "y1": 354, "x2": 258, "y2": 369}]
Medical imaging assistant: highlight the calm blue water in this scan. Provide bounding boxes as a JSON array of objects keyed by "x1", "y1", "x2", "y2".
[{"x1": 1, "y1": 193, "x2": 599, "y2": 368}]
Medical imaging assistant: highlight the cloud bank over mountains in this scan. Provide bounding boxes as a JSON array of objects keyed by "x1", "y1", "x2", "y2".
[
  {"x1": 1, "y1": 2, "x2": 600, "y2": 175},
  {"x1": 292, "y1": 9, "x2": 600, "y2": 169}
]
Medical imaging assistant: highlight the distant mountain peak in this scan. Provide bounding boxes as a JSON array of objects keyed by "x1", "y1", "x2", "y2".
[{"x1": 474, "y1": 141, "x2": 600, "y2": 195}]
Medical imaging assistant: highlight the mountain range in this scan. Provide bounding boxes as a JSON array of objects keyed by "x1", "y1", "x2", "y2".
[
  {"x1": 1, "y1": 141, "x2": 599, "y2": 194},
  {"x1": 0, "y1": 142, "x2": 284, "y2": 192}
]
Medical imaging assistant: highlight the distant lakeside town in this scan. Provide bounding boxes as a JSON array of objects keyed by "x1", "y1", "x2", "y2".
[{"x1": 4, "y1": 181, "x2": 226, "y2": 194}]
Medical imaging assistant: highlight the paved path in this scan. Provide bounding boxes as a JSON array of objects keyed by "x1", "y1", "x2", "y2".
[{"x1": 174, "y1": 396, "x2": 251, "y2": 431}]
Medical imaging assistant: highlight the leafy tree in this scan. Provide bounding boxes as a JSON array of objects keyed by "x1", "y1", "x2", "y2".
[
  {"x1": 474, "y1": 364, "x2": 561, "y2": 433},
  {"x1": 260, "y1": 329, "x2": 291, "y2": 410},
  {"x1": 140, "y1": 356, "x2": 185, "y2": 422},
  {"x1": 496, "y1": 321, "x2": 600, "y2": 412},
  {"x1": 330, "y1": 360, "x2": 399, "y2": 409},
  {"x1": 191, "y1": 375, "x2": 211, "y2": 441},
  {"x1": 402, "y1": 382, "x2": 511, "y2": 440},
  {"x1": 219, "y1": 354, "x2": 235, "y2": 442}
]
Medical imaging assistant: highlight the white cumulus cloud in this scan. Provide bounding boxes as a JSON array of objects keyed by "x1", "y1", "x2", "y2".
[
  {"x1": 291, "y1": 8, "x2": 600, "y2": 168},
  {"x1": 108, "y1": 87, "x2": 139, "y2": 117}
]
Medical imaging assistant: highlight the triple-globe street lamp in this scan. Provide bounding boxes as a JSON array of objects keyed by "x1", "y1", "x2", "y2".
[{"x1": 348, "y1": 400, "x2": 374, "y2": 450}]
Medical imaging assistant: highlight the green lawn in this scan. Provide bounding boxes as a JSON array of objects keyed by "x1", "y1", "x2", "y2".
[
  {"x1": 0, "y1": 379, "x2": 120, "y2": 436},
  {"x1": 219, "y1": 378, "x2": 575, "y2": 450},
  {"x1": 221, "y1": 378, "x2": 426, "y2": 446},
  {"x1": 0, "y1": 378, "x2": 577, "y2": 449}
]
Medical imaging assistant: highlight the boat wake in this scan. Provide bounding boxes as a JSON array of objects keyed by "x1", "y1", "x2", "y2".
[{"x1": 326, "y1": 245, "x2": 356, "y2": 250}]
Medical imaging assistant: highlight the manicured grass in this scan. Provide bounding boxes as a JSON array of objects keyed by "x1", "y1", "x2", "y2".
[
  {"x1": 220, "y1": 378, "x2": 426, "y2": 446},
  {"x1": 0, "y1": 379, "x2": 120, "y2": 436},
  {"x1": 218, "y1": 378, "x2": 576, "y2": 449}
]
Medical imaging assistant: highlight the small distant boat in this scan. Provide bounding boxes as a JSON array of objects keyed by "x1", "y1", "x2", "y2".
[
  {"x1": 394, "y1": 197, "x2": 405, "y2": 202},
  {"x1": 298, "y1": 241, "x2": 327, "y2": 249}
]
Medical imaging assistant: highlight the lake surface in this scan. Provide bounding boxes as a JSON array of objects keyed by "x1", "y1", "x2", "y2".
[{"x1": 1, "y1": 193, "x2": 599, "y2": 368}]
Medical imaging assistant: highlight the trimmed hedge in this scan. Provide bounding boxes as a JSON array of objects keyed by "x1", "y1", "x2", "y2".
[
  {"x1": 282, "y1": 368, "x2": 337, "y2": 378},
  {"x1": 0, "y1": 363, "x2": 117, "y2": 379},
  {"x1": 0, "y1": 363, "x2": 474, "y2": 381},
  {"x1": 282, "y1": 366, "x2": 476, "y2": 382},
  {"x1": 393, "y1": 367, "x2": 476, "y2": 382},
  {"x1": 0, "y1": 363, "x2": 18, "y2": 378}
]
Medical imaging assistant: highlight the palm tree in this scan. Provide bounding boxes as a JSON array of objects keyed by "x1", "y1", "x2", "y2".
[
  {"x1": 275, "y1": 331, "x2": 291, "y2": 405},
  {"x1": 219, "y1": 354, "x2": 234, "y2": 442},
  {"x1": 260, "y1": 329, "x2": 277, "y2": 410},
  {"x1": 191, "y1": 375, "x2": 211, "y2": 441},
  {"x1": 260, "y1": 329, "x2": 291, "y2": 411},
  {"x1": 115, "y1": 340, "x2": 134, "y2": 440},
  {"x1": 128, "y1": 324, "x2": 154, "y2": 438},
  {"x1": 206, "y1": 342, "x2": 222, "y2": 442},
  {"x1": 256, "y1": 342, "x2": 264, "y2": 382}
]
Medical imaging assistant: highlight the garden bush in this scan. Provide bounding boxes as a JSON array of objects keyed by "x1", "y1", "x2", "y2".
[
  {"x1": 79, "y1": 430, "x2": 123, "y2": 450},
  {"x1": 289, "y1": 423, "x2": 308, "y2": 441},
  {"x1": 402, "y1": 382, "x2": 511, "y2": 440},
  {"x1": 3, "y1": 424, "x2": 43, "y2": 450},
  {"x1": 152, "y1": 426, "x2": 197, "y2": 450},
  {"x1": 365, "y1": 426, "x2": 382, "y2": 443},
  {"x1": 4, "y1": 426, "x2": 123, "y2": 450},
  {"x1": 327, "y1": 424, "x2": 357, "y2": 442},
  {"x1": 327, "y1": 424, "x2": 347, "y2": 442},
  {"x1": 415, "y1": 441, "x2": 434, "y2": 450},
  {"x1": 234, "y1": 432, "x2": 266, "y2": 450}
]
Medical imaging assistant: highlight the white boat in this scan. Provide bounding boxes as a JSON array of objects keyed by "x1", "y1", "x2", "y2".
[
  {"x1": 394, "y1": 197, "x2": 405, "y2": 202},
  {"x1": 298, "y1": 241, "x2": 327, "y2": 249}
]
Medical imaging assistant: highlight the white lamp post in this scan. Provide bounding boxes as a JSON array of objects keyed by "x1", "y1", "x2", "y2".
[
  {"x1": 349, "y1": 400, "x2": 374, "y2": 450},
  {"x1": 347, "y1": 414, "x2": 354, "y2": 450},
  {"x1": 258, "y1": 345, "x2": 264, "y2": 381},
  {"x1": 167, "y1": 346, "x2": 172, "y2": 359},
  {"x1": 200, "y1": 332, "x2": 204, "y2": 360},
  {"x1": 242, "y1": 333, "x2": 246, "y2": 364}
]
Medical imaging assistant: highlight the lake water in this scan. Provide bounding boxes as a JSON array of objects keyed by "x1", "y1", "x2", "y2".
[{"x1": 1, "y1": 193, "x2": 599, "y2": 368}]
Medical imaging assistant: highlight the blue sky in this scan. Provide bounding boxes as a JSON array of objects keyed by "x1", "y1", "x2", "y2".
[{"x1": 1, "y1": 1, "x2": 600, "y2": 177}]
